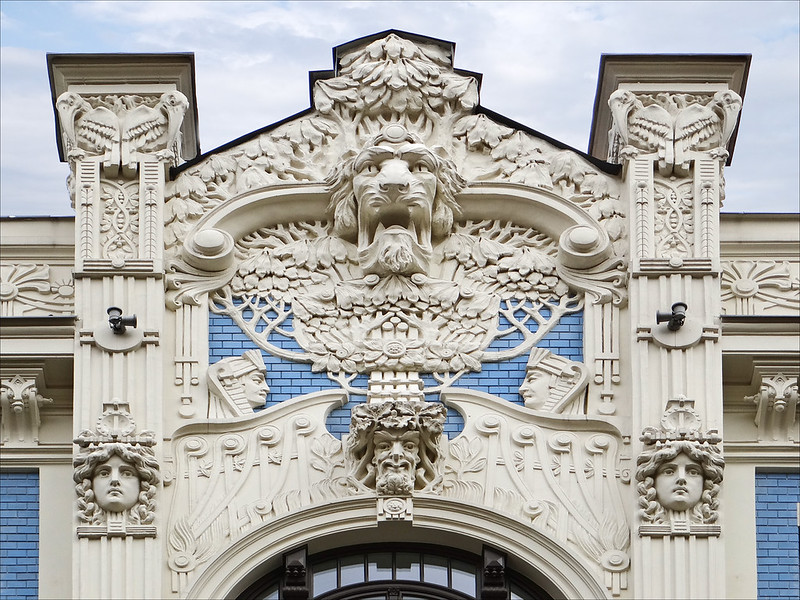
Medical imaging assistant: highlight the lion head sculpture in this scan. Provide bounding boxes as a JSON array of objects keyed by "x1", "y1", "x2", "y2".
[{"x1": 326, "y1": 124, "x2": 465, "y2": 276}]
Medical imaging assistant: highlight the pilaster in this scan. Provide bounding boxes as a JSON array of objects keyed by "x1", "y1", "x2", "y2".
[
  {"x1": 600, "y1": 56, "x2": 748, "y2": 600},
  {"x1": 49, "y1": 54, "x2": 197, "y2": 600}
]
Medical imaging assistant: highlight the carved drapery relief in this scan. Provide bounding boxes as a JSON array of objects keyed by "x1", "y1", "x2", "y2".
[
  {"x1": 56, "y1": 90, "x2": 189, "y2": 174},
  {"x1": 608, "y1": 89, "x2": 741, "y2": 176},
  {"x1": 721, "y1": 260, "x2": 800, "y2": 315},
  {"x1": 636, "y1": 396, "x2": 723, "y2": 537},
  {"x1": 207, "y1": 350, "x2": 270, "y2": 418},
  {"x1": 442, "y1": 390, "x2": 631, "y2": 596},
  {"x1": 164, "y1": 391, "x2": 350, "y2": 594},
  {"x1": 345, "y1": 400, "x2": 446, "y2": 496},
  {"x1": 0, "y1": 374, "x2": 53, "y2": 446},
  {"x1": 73, "y1": 401, "x2": 160, "y2": 537},
  {"x1": 519, "y1": 347, "x2": 589, "y2": 413},
  {"x1": 0, "y1": 264, "x2": 74, "y2": 316}
]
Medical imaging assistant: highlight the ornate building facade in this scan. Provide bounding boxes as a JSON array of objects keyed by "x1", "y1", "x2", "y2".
[{"x1": 1, "y1": 31, "x2": 798, "y2": 600}]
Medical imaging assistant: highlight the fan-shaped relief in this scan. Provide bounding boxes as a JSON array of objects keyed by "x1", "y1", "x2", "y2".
[{"x1": 441, "y1": 389, "x2": 631, "y2": 596}]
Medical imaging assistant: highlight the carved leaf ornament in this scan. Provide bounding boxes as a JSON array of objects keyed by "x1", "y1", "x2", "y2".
[{"x1": 165, "y1": 32, "x2": 627, "y2": 391}]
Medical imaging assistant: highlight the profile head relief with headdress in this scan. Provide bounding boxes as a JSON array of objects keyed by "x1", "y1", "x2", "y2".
[
  {"x1": 207, "y1": 349, "x2": 270, "y2": 417},
  {"x1": 326, "y1": 124, "x2": 465, "y2": 276}
]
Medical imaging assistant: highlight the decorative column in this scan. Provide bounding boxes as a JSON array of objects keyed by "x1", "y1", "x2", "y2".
[
  {"x1": 607, "y1": 72, "x2": 744, "y2": 599},
  {"x1": 50, "y1": 55, "x2": 194, "y2": 600}
]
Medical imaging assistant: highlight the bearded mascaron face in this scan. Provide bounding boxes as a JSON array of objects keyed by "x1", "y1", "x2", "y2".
[
  {"x1": 654, "y1": 453, "x2": 704, "y2": 512},
  {"x1": 372, "y1": 428, "x2": 421, "y2": 495},
  {"x1": 92, "y1": 454, "x2": 141, "y2": 513},
  {"x1": 352, "y1": 143, "x2": 437, "y2": 275}
]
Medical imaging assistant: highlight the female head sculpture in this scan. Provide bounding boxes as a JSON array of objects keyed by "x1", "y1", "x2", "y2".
[
  {"x1": 519, "y1": 348, "x2": 589, "y2": 413},
  {"x1": 73, "y1": 442, "x2": 160, "y2": 524},
  {"x1": 636, "y1": 440, "x2": 724, "y2": 524},
  {"x1": 207, "y1": 350, "x2": 270, "y2": 417}
]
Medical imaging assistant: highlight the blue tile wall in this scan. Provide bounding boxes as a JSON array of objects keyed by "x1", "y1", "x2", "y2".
[
  {"x1": 210, "y1": 308, "x2": 583, "y2": 439},
  {"x1": 0, "y1": 471, "x2": 39, "y2": 600},
  {"x1": 755, "y1": 472, "x2": 800, "y2": 599}
]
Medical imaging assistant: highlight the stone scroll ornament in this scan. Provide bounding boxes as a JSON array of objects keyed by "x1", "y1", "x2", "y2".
[
  {"x1": 636, "y1": 396, "x2": 724, "y2": 536},
  {"x1": 73, "y1": 401, "x2": 160, "y2": 537}
]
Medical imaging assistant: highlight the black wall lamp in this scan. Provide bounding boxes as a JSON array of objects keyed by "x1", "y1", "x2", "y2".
[
  {"x1": 107, "y1": 306, "x2": 137, "y2": 335},
  {"x1": 656, "y1": 302, "x2": 687, "y2": 331}
]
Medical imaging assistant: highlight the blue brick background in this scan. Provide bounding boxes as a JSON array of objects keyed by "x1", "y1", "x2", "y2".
[
  {"x1": 210, "y1": 307, "x2": 583, "y2": 439},
  {"x1": 0, "y1": 471, "x2": 39, "y2": 600},
  {"x1": 755, "y1": 472, "x2": 800, "y2": 599}
]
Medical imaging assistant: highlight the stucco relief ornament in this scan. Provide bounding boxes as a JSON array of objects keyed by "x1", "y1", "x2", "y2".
[
  {"x1": 208, "y1": 125, "x2": 588, "y2": 393},
  {"x1": 56, "y1": 90, "x2": 189, "y2": 172},
  {"x1": 345, "y1": 400, "x2": 446, "y2": 500},
  {"x1": 73, "y1": 400, "x2": 160, "y2": 537},
  {"x1": 609, "y1": 89, "x2": 742, "y2": 176},
  {"x1": 636, "y1": 396, "x2": 724, "y2": 537},
  {"x1": 207, "y1": 350, "x2": 270, "y2": 418}
]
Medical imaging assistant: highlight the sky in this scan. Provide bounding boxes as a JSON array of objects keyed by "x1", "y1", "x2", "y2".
[{"x1": 1, "y1": 1, "x2": 798, "y2": 216}]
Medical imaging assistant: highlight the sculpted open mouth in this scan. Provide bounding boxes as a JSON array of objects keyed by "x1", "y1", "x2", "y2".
[{"x1": 369, "y1": 205, "x2": 420, "y2": 246}]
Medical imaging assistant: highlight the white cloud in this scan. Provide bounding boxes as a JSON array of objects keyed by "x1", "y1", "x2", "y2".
[{"x1": 1, "y1": 0, "x2": 798, "y2": 215}]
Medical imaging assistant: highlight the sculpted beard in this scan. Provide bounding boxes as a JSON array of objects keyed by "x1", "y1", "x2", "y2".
[{"x1": 360, "y1": 228, "x2": 431, "y2": 275}]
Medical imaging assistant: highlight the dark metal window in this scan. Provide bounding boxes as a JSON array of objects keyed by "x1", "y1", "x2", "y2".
[{"x1": 238, "y1": 543, "x2": 551, "y2": 600}]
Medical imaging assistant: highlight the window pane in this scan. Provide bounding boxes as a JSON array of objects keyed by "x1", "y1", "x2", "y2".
[
  {"x1": 422, "y1": 554, "x2": 448, "y2": 586},
  {"x1": 367, "y1": 552, "x2": 392, "y2": 580},
  {"x1": 340, "y1": 554, "x2": 365, "y2": 586},
  {"x1": 312, "y1": 559, "x2": 337, "y2": 596},
  {"x1": 451, "y1": 559, "x2": 476, "y2": 596},
  {"x1": 258, "y1": 583, "x2": 279, "y2": 600},
  {"x1": 395, "y1": 552, "x2": 421, "y2": 581}
]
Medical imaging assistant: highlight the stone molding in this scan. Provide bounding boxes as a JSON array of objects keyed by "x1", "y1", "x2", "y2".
[{"x1": 0, "y1": 373, "x2": 54, "y2": 446}]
